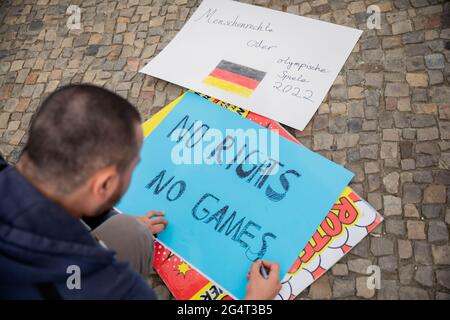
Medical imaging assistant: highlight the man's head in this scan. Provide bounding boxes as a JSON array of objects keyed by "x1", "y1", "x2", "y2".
[{"x1": 18, "y1": 84, "x2": 143, "y2": 217}]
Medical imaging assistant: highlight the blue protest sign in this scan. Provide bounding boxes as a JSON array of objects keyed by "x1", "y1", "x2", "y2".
[{"x1": 116, "y1": 92, "x2": 353, "y2": 299}]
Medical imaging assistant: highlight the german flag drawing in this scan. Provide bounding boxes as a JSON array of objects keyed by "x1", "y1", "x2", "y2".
[{"x1": 202, "y1": 60, "x2": 266, "y2": 98}]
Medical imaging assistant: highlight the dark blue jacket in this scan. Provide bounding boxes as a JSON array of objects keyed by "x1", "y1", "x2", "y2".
[{"x1": 0, "y1": 159, "x2": 157, "y2": 300}]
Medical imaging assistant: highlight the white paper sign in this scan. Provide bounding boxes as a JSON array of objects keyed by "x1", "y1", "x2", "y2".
[{"x1": 140, "y1": 0, "x2": 362, "y2": 130}]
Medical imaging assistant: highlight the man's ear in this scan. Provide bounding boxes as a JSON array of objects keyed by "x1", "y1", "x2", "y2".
[{"x1": 89, "y1": 166, "x2": 119, "y2": 200}]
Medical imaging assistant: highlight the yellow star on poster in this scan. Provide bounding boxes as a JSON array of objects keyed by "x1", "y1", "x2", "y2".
[{"x1": 177, "y1": 262, "x2": 190, "y2": 276}]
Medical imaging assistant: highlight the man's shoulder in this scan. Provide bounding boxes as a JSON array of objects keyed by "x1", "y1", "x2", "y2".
[{"x1": 105, "y1": 259, "x2": 158, "y2": 300}]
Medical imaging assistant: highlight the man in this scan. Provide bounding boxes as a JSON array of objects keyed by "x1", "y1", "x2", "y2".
[{"x1": 0, "y1": 84, "x2": 281, "y2": 299}]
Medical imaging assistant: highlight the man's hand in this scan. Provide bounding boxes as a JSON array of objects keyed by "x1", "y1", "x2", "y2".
[
  {"x1": 136, "y1": 211, "x2": 168, "y2": 235},
  {"x1": 244, "y1": 260, "x2": 281, "y2": 300}
]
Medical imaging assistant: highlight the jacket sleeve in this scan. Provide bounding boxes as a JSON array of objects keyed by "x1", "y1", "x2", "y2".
[
  {"x1": 122, "y1": 273, "x2": 158, "y2": 300},
  {"x1": 108, "y1": 263, "x2": 159, "y2": 300}
]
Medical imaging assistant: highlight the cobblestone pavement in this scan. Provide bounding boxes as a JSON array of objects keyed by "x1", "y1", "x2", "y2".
[{"x1": 0, "y1": 0, "x2": 449, "y2": 300}]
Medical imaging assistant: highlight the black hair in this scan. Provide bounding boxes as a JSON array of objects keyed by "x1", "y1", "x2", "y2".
[{"x1": 22, "y1": 84, "x2": 141, "y2": 192}]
